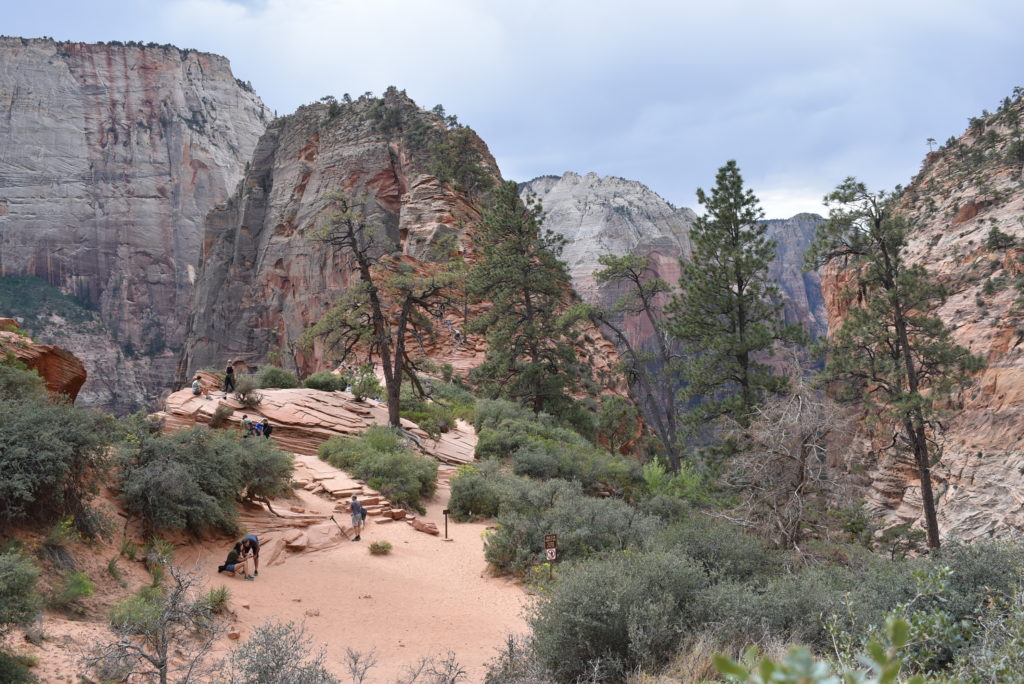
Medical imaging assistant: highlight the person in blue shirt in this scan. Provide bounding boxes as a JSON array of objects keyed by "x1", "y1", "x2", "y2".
[{"x1": 240, "y1": 533, "x2": 260, "y2": 579}]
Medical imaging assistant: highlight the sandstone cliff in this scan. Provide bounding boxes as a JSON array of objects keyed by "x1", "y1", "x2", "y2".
[
  {"x1": 1, "y1": 318, "x2": 86, "y2": 400},
  {"x1": 0, "y1": 37, "x2": 269, "y2": 411},
  {"x1": 178, "y1": 89, "x2": 499, "y2": 378},
  {"x1": 822, "y1": 92, "x2": 1024, "y2": 539},
  {"x1": 519, "y1": 172, "x2": 826, "y2": 353}
]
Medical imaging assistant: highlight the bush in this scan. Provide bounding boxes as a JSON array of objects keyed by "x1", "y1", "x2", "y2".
[
  {"x1": 49, "y1": 571, "x2": 94, "y2": 609},
  {"x1": 227, "y1": 620, "x2": 339, "y2": 684},
  {"x1": 303, "y1": 371, "x2": 347, "y2": 392},
  {"x1": 200, "y1": 586, "x2": 230, "y2": 614},
  {"x1": 0, "y1": 652, "x2": 36, "y2": 684},
  {"x1": 530, "y1": 551, "x2": 708, "y2": 681},
  {"x1": 0, "y1": 355, "x2": 45, "y2": 401},
  {"x1": 474, "y1": 399, "x2": 540, "y2": 432},
  {"x1": 0, "y1": 552, "x2": 40, "y2": 638},
  {"x1": 117, "y1": 426, "x2": 292, "y2": 536},
  {"x1": 447, "y1": 462, "x2": 530, "y2": 520},
  {"x1": 209, "y1": 403, "x2": 234, "y2": 428},
  {"x1": 257, "y1": 366, "x2": 299, "y2": 389},
  {"x1": 483, "y1": 479, "x2": 662, "y2": 575},
  {"x1": 318, "y1": 427, "x2": 436, "y2": 514},
  {"x1": 369, "y1": 541, "x2": 392, "y2": 555},
  {"x1": 234, "y1": 375, "x2": 263, "y2": 409},
  {"x1": 0, "y1": 392, "x2": 115, "y2": 529},
  {"x1": 351, "y1": 372, "x2": 382, "y2": 402},
  {"x1": 658, "y1": 514, "x2": 781, "y2": 583}
]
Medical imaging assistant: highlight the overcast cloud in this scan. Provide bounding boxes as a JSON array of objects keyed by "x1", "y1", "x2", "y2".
[{"x1": 6, "y1": 0, "x2": 1024, "y2": 218}]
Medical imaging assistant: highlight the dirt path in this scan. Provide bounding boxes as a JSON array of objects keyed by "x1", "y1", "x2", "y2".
[{"x1": 176, "y1": 458, "x2": 529, "y2": 683}]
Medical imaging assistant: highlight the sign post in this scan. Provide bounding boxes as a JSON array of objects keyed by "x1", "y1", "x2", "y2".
[
  {"x1": 543, "y1": 533, "x2": 558, "y2": 579},
  {"x1": 443, "y1": 509, "x2": 450, "y2": 540}
]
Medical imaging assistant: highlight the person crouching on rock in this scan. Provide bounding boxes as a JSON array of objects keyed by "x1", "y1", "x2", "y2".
[
  {"x1": 218, "y1": 542, "x2": 246, "y2": 577},
  {"x1": 350, "y1": 495, "x2": 365, "y2": 541},
  {"x1": 192, "y1": 375, "x2": 202, "y2": 396},
  {"x1": 240, "y1": 533, "x2": 260, "y2": 578}
]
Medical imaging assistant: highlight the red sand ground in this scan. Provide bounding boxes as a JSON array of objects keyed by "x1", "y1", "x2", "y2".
[{"x1": 7, "y1": 457, "x2": 529, "y2": 683}]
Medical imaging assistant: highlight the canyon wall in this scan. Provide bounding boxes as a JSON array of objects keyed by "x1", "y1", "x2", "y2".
[
  {"x1": 178, "y1": 89, "x2": 498, "y2": 379},
  {"x1": 822, "y1": 94, "x2": 1024, "y2": 540},
  {"x1": 520, "y1": 172, "x2": 826, "y2": 355},
  {"x1": 0, "y1": 37, "x2": 269, "y2": 411}
]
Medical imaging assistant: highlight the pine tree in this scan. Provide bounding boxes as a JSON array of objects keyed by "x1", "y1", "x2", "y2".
[
  {"x1": 588, "y1": 253, "x2": 684, "y2": 470},
  {"x1": 805, "y1": 178, "x2": 984, "y2": 549},
  {"x1": 306, "y1": 193, "x2": 455, "y2": 427},
  {"x1": 666, "y1": 160, "x2": 801, "y2": 430},
  {"x1": 467, "y1": 181, "x2": 587, "y2": 415}
]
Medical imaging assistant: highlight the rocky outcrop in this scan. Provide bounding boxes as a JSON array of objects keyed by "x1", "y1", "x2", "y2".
[
  {"x1": 520, "y1": 172, "x2": 827, "y2": 353},
  {"x1": 178, "y1": 89, "x2": 498, "y2": 379},
  {"x1": 1, "y1": 319, "x2": 86, "y2": 400},
  {"x1": 821, "y1": 93, "x2": 1024, "y2": 540},
  {"x1": 0, "y1": 37, "x2": 269, "y2": 411},
  {"x1": 157, "y1": 385, "x2": 476, "y2": 464}
]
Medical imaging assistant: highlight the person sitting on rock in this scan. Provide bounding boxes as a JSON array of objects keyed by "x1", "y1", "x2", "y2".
[
  {"x1": 191, "y1": 375, "x2": 202, "y2": 396},
  {"x1": 240, "y1": 533, "x2": 260, "y2": 578},
  {"x1": 217, "y1": 542, "x2": 247, "y2": 577}
]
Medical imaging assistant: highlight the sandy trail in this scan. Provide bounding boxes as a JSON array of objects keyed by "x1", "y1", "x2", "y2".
[{"x1": 177, "y1": 460, "x2": 529, "y2": 683}]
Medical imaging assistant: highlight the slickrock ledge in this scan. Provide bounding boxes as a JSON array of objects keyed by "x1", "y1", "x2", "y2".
[{"x1": 156, "y1": 384, "x2": 476, "y2": 465}]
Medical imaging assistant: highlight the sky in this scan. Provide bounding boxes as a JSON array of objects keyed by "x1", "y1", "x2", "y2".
[{"x1": 6, "y1": 0, "x2": 1024, "y2": 218}]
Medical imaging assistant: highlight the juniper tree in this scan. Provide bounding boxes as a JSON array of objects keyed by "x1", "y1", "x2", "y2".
[
  {"x1": 467, "y1": 181, "x2": 588, "y2": 416},
  {"x1": 587, "y1": 253, "x2": 683, "y2": 470},
  {"x1": 306, "y1": 193, "x2": 457, "y2": 427},
  {"x1": 805, "y1": 178, "x2": 984, "y2": 549},
  {"x1": 666, "y1": 160, "x2": 802, "y2": 430}
]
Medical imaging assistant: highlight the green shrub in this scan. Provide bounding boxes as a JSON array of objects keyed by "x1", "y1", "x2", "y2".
[
  {"x1": 49, "y1": 571, "x2": 94, "y2": 609},
  {"x1": 117, "y1": 427, "x2": 291, "y2": 536},
  {"x1": 227, "y1": 619, "x2": 340, "y2": 684},
  {"x1": 209, "y1": 403, "x2": 234, "y2": 428},
  {"x1": 0, "y1": 552, "x2": 40, "y2": 638},
  {"x1": 257, "y1": 366, "x2": 299, "y2": 389},
  {"x1": 0, "y1": 356, "x2": 45, "y2": 401},
  {"x1": 483, "y1": 480, "x2": 662, "y2": 575},
  {"x1": 233, "y1": 375, "x2": 263, "y2": 409},
  {"x1": 0, "y1": 393, "x2": 115, "y2": 529},
  {"x1": 200, "y1": 586, "x2": 230, "y2": 614},
  {"x1": 474, "y1": 399, "x2": 540, "y2": 432},
  {"x1": 303, "y1": 370, "x2": 347, "y2": 392},
  {"x1": 369, "y1": 541, "x2": 392, "y2": 555},
  {"x1": 0, "y1": 652, "x2": 36, "y2": 684},
  {"x1": 351, "y1": 372, "x2": 382, "y2": 402},
  {"x1": 447, "y1": 463, "x2": 530, "y2": 520},
  {"x1": 318, "y1": 426, "x2": 436, "y2": 514},
  {"x1": 658, "y1": 514, "x2": 781, "y2": 582},
  {"x1": 109, "y1": 584, "x2": 165, "y2": 634},
  {"x1": 530, "y1": 551, "x2": 708, "y2": 682}
]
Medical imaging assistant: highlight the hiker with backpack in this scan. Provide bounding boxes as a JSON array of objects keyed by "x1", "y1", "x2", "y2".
[
  {"x1": 261, "y1": 418, "x2": 273, "y2": 439},
  {"x1": 350, "y1": 495, "x2": 367, "y2": 541}
]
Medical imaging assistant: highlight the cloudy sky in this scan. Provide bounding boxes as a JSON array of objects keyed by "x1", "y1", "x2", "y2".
[{"x1": 7, "y1": 0, "x2": 1024, "y2": 218}]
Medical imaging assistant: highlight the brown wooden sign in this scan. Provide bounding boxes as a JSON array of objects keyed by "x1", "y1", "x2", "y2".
[{"x1": 544, "y1": 533, "x2": 557, "y2": 549}]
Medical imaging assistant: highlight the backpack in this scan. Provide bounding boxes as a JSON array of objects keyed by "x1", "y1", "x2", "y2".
[{"x1": 360, "y1": 507, "x2": 368, "y2": 520}]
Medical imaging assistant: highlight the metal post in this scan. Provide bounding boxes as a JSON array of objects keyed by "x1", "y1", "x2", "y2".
[{"x1": 443, "y1": 508, "x2": 449, "y2": 539}]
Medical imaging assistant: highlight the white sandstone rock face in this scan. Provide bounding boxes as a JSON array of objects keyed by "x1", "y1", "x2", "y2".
[
  {"x1": 520, "y1": 171, "x2": 826, "y2": 351},
  {"x1": 0, "y1": 38, "x2": 269, "y2": 411}
]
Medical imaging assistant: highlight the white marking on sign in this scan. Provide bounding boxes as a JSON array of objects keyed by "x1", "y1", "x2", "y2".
[{"x1": 545, "y1": 548, "x2": 557, "y2": 561}]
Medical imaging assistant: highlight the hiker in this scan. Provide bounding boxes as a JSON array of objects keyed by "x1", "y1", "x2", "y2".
[
  {"x1": 240, "y1": 533, "x2": 260, "y2": 577},
  {"x1": 261, "y1": 418, "x2": 273, "y2": 439},
  {"x1": 191, "y1": 375, "x2": 202, "y2": 396},
  {"x1": 241, "y1": 414, "x2": 252, "y2": 437},
  {"x1": 217, "y1": 542, "x2": 250, "y2": 578},
  {"x1": 223, "y1": 361, "x2": 236, "y2": 393},
  {"x1": 250, "y1": 421, "x2": 263, "y2": 438},
  {"x1": 350, "y1": 495, "x2": 365, "y2": 541}
]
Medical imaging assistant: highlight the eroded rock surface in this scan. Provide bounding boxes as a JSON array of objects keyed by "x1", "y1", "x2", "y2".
[
  {"x1": 0, "y1": 37, "x2": 269, "y2": 411},
  {"x1": 0, "y1": 320, "x2": 86, "y2": 400}
]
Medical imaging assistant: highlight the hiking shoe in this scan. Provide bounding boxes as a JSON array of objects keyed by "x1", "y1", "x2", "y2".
[
  {"x1": 217, "y1": 565, "x2": 225, "y2": 573},
  {"x1": 254, "y1": 570, "x2": 259, "y2": 576},
  {"x1": 352, "y1": 536, "x2": 361, "y2": 541},
  {"x1": 245, "y1": 575, "x2": 255, "y2": 581}
]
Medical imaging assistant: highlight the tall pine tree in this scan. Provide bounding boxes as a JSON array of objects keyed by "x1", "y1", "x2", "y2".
[
  {"x1": 806, "y1": 178, "x2": 983, "y2": 549},
  {"x1": 666, "y1": 160, "x2": 801, "y2": 429},
  {"x1": 467, "y1": 181, "x2": 587, "y2": 416}
]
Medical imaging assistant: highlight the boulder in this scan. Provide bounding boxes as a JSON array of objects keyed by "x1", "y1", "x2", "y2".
[{"x1": 413, "y1": 519, "x2": 440, "y2": 536}]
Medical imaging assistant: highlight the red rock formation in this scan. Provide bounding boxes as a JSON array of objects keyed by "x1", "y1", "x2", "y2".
[{"x1": 0, "y1": 321, "x2": 87, "y2": 401}]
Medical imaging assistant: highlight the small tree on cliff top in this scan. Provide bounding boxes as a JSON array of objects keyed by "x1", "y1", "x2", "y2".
[
  {"x1": 805, "y1": 178, "x2": 983, "y2": 549},
  {"x1": 467, "y1": 181, "x2": 591, "y2": 416},
  {"x1": 666, "y1": 160, "x2": 803, "y2": 431},
  {"x1": 306, "y1": 193, "x2": 457, "y2": 427}
]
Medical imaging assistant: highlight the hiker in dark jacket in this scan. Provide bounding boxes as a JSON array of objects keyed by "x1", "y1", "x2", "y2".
[
  {"x1": 223, "y1": 361, "x2": 236, "y2": 393},
  {"x1": 262, "y1": 418, "x2": 273, "y2": 439}
]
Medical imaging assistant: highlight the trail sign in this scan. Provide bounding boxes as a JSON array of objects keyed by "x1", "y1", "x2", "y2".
[
  {"x1": 543, "y1": 533, "x2": 557, "y2": 549},
  {"x1": 545, "y1": 547, "x2": 557, "y2": 561}
]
